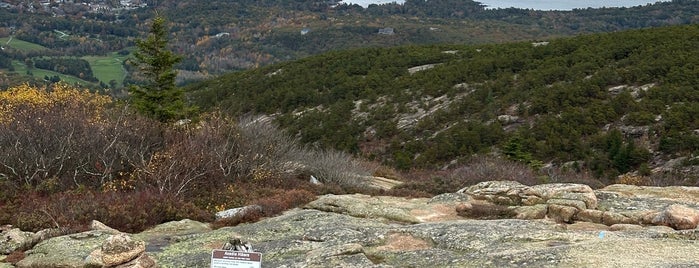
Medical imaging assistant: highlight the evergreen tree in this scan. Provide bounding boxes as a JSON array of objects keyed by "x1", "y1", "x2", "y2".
[{"x1": 129, "y1": 15, "x2": 189, "y2": 122}]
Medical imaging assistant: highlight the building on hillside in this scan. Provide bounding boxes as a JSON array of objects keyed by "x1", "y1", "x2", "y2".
[{"x1": 378, "y1": 27, "x2": 394, "y2": 35}]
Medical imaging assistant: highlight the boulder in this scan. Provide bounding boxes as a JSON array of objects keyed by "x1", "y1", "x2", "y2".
[
  {"x1": 304, "y1": 194, "x2": 461, "y2": 224},
  {"x1": 16, "y1": 231, "x2": 110, "y2": 268},
  {"x1": 1, "y1": 226, "x2": 33, "y2": 254},
  {"x1": 143, "y1": 193, "x2": 699, "y2": 267},
  {"x1": 90, "y1": 220, "x2": 120, "y2": 235},
  {"x1": 575, "y1": 209, "x2": 605, "y2": 224},
  {"x1": 601, "y1": 211, "x2": 634, "y2": 226},
  {"x1": 547, "y1": 198, "x2": 587, "y2": 211},
  {"x1": 115, "y1": 253, "x2": 157, "y2": 268},
  {"x1": 652, "y1": 204, "x2": 699, "y2": 230},
  {"x1": 548, "y1": 204, "x2": 579, "y2": 223},
  {"x1": 461, "y1": 181, "x2": 597, "y2": 209},
  {"x1": 531, "y1": 183, "x2": 597, "y2": 209},
  {"x1": 133, "y1": 219, "x2": 211, "y2": 254},
  {"x1": 512, "y1": 204, "x2": 548, "y2": 220},
  {"x1": 87, "y1": 233, "x2": 148, "y2": 267},
  {"x1": 215, "y1": 205, "x2": 262, "y2": 220},
  {"x1": 459, "y1": 181, "x2": 534, "y2": 206}
]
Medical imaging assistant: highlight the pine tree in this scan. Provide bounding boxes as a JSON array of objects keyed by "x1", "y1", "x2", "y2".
[{"x1": 129, "y1": 15, "x2": 189, "y2": 122}]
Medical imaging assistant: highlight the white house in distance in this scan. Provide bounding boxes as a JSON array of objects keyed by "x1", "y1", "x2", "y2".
[{"x1": 378, "y1": 27, "x2": 394, "y2": 35}]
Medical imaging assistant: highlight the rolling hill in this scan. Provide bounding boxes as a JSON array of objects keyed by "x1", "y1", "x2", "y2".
[{"x1": 188, "y1": 24, "x2": 699, "y2": 184}]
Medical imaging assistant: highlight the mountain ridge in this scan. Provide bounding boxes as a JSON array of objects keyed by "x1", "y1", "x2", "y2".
[
  {"x1": 2, "y1": 0, "x2": 699, "y2": 88},
  {"x1": 189, "y1": 24, "x2": 699, "y2": 183}
]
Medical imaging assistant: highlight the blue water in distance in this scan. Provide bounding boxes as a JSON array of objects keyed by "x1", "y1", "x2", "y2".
[{"x1": 341, "y1": 0, "x2": 670, "y2": 10}]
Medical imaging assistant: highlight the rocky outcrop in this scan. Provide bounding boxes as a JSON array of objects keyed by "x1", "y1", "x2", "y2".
[
  {"x1": 651, "y1": 204, "x2": 699, "y2": 230},
  {"x1": 15, "y1": 231, "x2": 111, "y2": 267},
  {"x1": 9, "y1": 181, "x2": 699, "y2": 267},
  {"x1": 85, "y1": 233, "x2": 155, "y2": 267},
  {"x1": 460, "y1": 181, "x2": 699, "y2": 227},
  {"x1": 215, "y1": 205, "x2": 263, "y2": 220},
  {"x1": 15, "y1": 231, "x2": 157, "y2": 268},
  {"x1": 90, "y1": 220, "x2": 121, "y2": 235},
  {"x1": 1, "y1": 226, "x2": 73, "y2": 255},
  {"x1": 1, "y1": 226, "x2": 32, "y2": 254},
  {"x1": 460, "y1": 181, "x2": 597, "y2": 209}
]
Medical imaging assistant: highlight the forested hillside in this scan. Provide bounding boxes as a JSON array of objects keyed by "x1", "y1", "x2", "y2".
[
  {"x1": 189, "y1": 24, "x2": 699, "y2": 184},
  {"x1": 1, "y1": 0, "x2": 699, "y2": 88}
]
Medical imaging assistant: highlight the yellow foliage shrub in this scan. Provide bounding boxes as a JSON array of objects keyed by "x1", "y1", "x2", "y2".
[
  {"x1": 617, "y1": 173, "x2": 651, "y2": 186},
  {"x1": 0, "y1": 83, "x2": 112, "y2": 124}
]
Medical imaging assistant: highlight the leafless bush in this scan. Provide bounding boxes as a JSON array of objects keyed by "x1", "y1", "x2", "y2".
[
  {"x1": 234, "y1": 115, "x2": 304, "y2": 180},
  {"x1": 448, "y1": 156, "x2": 539, "y2": 186},
  {"x1": 192, "y1": 114, "x2": 241, "y2": 180},
  {"x1": 0, "y1": 101, "x2": 161, "y2": 193},
  {"x1": 301, "y1": 149, "x2": 375, "y2": 187},
  {"x1": 88, "y1": 106, "x2": 163, "y2": 187},
  {"x1": 126, "y1": 112, "x2": 291, "y2": 197},
  {"x1": 131, "y1": 127, "x2": 216, "y2": 197},
  {"x1": 0, "y1": 105, "x2": 93, "y2": 191},
  {"x1": 233, "y1": 115, "x2": 376, "y2": 188}
]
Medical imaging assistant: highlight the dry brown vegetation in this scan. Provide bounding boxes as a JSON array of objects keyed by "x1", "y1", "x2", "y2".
[{"x1": 0, "y1": 84, "x2": 376, "y2": 232}]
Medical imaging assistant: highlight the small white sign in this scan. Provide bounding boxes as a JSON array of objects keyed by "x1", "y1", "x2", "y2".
[{"x1": 211, "y1": 250, "x2": 262, "y2": 268}]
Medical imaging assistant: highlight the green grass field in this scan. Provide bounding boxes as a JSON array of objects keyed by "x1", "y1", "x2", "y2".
[
  {"x1": 83, "y1": 52, "x2": 130, "y2": 88},
  {"x1": 0, "y1": 37, "x2": 48, "y2": 52},
  {"x1": 12, "y1": 61, "x2": 95, "y2": 86},
  {"x1": 0, "y1": 36, "x2": 130, "y2": 88}
]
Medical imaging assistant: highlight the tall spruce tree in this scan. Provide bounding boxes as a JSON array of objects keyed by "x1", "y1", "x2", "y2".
[{"x1": 129, "y1": 15, "x2": 188, "y2": 122}]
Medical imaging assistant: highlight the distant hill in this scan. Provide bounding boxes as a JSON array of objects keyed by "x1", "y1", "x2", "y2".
[
  {"x1": 188, "y1": 24, "x2": 699, "y2": 183},
  {"x1": 1, "y1": 0, "x2": 699, "y2": 88},
  {"x1": 156, "y1": 0, "x2": 699, "y2": 75}
]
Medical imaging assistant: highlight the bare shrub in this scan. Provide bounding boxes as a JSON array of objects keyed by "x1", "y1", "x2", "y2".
[
  {"x1": 0, "y1": 84, "x2": 162, "y2": 194},
  {"x1": 301, "y1": 149, "x2": 375, "y2": 187},
  {"x1": 0, "y1": 190, "x2": 212, "y2": 233},
  {"x1": 234, "y1": 115, "x2": 303, "y2": 180},
  {"x1": 234, "y1": 115, "x2": 376, "y2": 188},
  {"x1": 129, "y1": 114, "x2": 239, "y2": 198},
  {"x1": 195, "y1": 113, "x2": 243, "y2": 181},
  {"x1": 448, "y1": 156, "x2": 539, "y2": 187},
  {"x1": 131, "y1": 130, "x2": 213, "y2": 197}
]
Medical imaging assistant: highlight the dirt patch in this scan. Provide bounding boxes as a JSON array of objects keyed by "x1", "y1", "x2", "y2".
[
  {"x1": 410, "y1": 204, "x2": 460, "y2": 222},
  {"x1": 376, "y1": 233, "x2": 432, "y2": 252}
]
